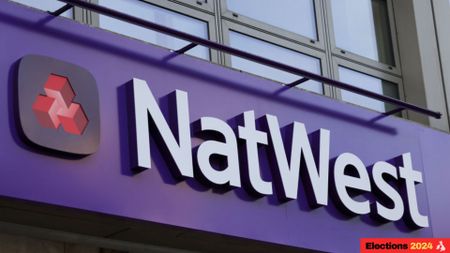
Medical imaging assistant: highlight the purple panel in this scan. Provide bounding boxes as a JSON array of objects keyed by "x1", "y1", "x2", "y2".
[
  {"x1": 420, "y1": 130, "x2": 450, "y2": 237},
  {"x1": 0, "y1": 1, "x2": 448, "y2": 252}
]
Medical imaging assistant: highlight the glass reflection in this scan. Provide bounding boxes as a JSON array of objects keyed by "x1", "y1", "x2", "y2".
[
  {"x1": 339, "y1": 67, "x2": 398, "y2": 112},
  {"x1": 331, "y1": 0, "x2": 394, "y2": 65},
  {"x1": 11, "y1": 0, "x2": 73, "y2": 18},
  {"x1": 98, "y1": 0, "x2": 209, "y2": 60},
  {"x1": 230, "y1": 31, "x2": 323, "y2": 94},
  {"x1": 227, "y1": 0, "x2": 317, "y2": 40}
]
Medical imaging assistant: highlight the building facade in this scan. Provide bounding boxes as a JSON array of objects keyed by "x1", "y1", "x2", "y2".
[{"x1": 1, "y1": 0, "x2": 450, "y2": 252}]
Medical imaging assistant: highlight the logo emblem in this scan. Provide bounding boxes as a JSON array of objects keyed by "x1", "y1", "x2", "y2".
[
  {"x1": 32, "y1": 74, "x2": 88, "y2": 135},
  {"x1": 18, "y1": 55, "x2": 100, "y2": 155}
]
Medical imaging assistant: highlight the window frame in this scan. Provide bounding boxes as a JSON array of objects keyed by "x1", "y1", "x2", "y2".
[
  {"x1": 332, "y1": 56, "x2": 406, "y2": 116},
  {"x1": 323, "y1": 0, "x2": 402, "y2": 75},
  {"x1": 163, "y1": 0, "x2": 215, "y2": 13},
  {"x1": 87, "y1": 0, "x2": 219, "y2": 63},
  {"x1": 222, "y1": 20, "x2": 331, "y2": 97},
  {"x1": 74, "y1": 1, "x2": 93, "y2": 24},
  {"x1": 81, "y1": 0, "x2": 406, "y2": 118},
  {"x1": 9, "y1": 0, "x2": 78, "y2": 19},
  {"x1": 219, "y1": 0, "x2": 326, "y2": 50}
]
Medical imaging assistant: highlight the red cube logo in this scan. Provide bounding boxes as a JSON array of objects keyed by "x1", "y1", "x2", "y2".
[
  {"x1": 18, "y1": 55, "x2": 99, "y2": 155},
  {"x1": 32, "y1": 74, "x2": 88, "y2": 135}
]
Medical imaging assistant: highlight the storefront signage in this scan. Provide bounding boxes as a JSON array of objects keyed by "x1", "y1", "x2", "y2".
[
  {"x1": 129, "y1": 78, "x2": 429, "y2": 228},
  {"x1": 3, "y1": 2, "x2": 447, "y2": 251}
]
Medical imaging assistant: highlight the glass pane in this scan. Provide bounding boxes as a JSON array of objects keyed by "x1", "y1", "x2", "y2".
[
  {"x1": 331, "y1": 0, "x2": 394, "y2": 65},
  {"x1": 11, "y1": 0, "x2": 73, "y2": 18},
  {"x1": 338, "y1": 67, "x2": 399, "y2": 112},
  {"x1": 229, "y1": 31, "x2": 323, "y2": 94},
  {"x1": 98, "y1": 0, "x2": 209, "y2": 60},
  {"x1": 227, "y1": 0, "x2": 317, "y2": 40}
]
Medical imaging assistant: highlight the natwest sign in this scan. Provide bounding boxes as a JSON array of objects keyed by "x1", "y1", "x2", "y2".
[
  {"x1": 14, "y1": 55, "x2": 429, "y2": 229},
  {"x1": 129, "y1": 78, "x2": 429, "y2": 228},
  {"x1": 3, "y1": 2, "x2": 447, "y2": 251}
]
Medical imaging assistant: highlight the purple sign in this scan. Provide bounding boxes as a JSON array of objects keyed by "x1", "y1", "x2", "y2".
[{"x1": 0, "y1": 1, "x2": 449, "y2": 252}]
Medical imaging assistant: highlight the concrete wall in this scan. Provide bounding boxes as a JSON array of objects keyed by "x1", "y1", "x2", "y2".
[
  {"x1": 432, "y1": 0, "x2": 450, "y2": 130},
  {"x1": 393, "y1": 0, "x2": 450, "y2": 131}
]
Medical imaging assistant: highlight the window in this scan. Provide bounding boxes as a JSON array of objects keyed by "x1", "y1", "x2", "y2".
[
  {"x1": 78, "y1": 0, "x2": 403, "y2": 116},
  {"x1": 221, "y1": 0, "x2": 401, "y2": 111},
  {"x1": 338, "y1": 67, "x2": 399, "y2": 112},
  {"x1": 97, "y1": 0, "x2": 210, "y2": 60},
  {"x1": 330, "y1": 0, "x2": 394, "y2": 65},
  {"x1": 10, "y1": 0, "x2": 73, "y2": 18},
  {"x1": 226, "y1": 0, "x2": 317, "y2": 40},
  {"x1": 229, "y1": 31, "x2": 323, "y2": 94}
]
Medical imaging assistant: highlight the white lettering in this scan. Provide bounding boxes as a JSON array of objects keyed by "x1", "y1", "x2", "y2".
[
  {"x1": 265, "y1": 114, "x2": 330, "y2": 205},
  {"x1": 334, "y1": 153, "x2": 371, "y2": 215},
  {"x1": 129, "y1": 81, "x2": 429, "y2": 228},
  {"x1": 372, "y1": 161, "x2": 404, "y2": 222},
  {"x1": 238, "y1": 111, "x2": 272, "y2": 195},
  {"x1": 399, "y1": 153, "x2": 429, "y2": 227},
  {"x1": 197, "y1": 117, "x2": 241, "y2": 187},
  {"x1": 129, "y1": 78, "x2": 193, "y2": 177}
]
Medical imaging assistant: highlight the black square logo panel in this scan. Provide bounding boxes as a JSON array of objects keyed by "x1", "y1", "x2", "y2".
[{"x1": 18, "y1": 55, "x2": 100, "y2": 155}]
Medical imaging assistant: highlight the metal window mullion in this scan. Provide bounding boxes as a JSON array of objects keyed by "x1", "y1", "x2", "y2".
[
  {"x1": 313, "y1": 0, "x2": 327, "y2": 49},
  {"x1": 319, "y1": 0, "x2": 337, "y2": 99},
  {"x1": 82, "y1": 0, "x2": 98, "y2": 26},
  {"x1": 214, "y1": 0, "x2": 226, "y2": 65},
  {"x1": 166, "y1": 0, "x2": 214, "y2": 14},
  {"x1": 315, "y1": 0, "x2": 333, "y2": 98},
  {"x1": 386, "y1": 0, "x2": 402, "y2": 73}
]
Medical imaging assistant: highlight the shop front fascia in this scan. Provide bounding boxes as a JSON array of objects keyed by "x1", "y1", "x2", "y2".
[{"x1": 0, "y1": 1, "x2": 449, "y2": 252}]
